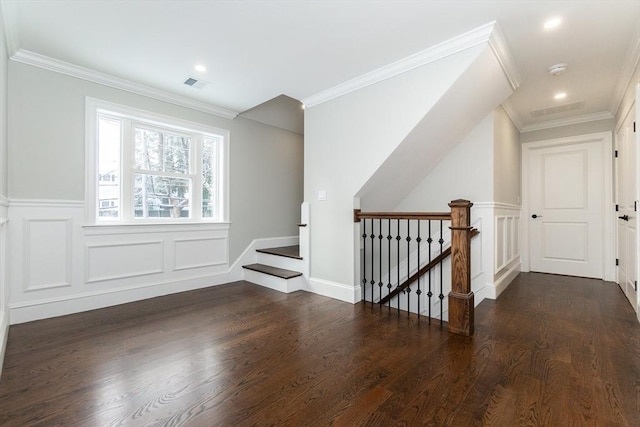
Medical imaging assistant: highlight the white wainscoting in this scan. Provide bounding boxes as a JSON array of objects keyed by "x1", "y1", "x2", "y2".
[
  {"x1": 492, "y1": 203, "x2": 521, "y2": 298},
  {"x1": 0, "y1": 197, "x2": 9, "y2": 377},
  {"x1": 8, "y1": 200, "x2": 238, "y2": 324}
]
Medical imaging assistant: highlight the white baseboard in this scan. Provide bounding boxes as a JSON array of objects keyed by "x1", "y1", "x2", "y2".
[
  {"x1": 9, "y1": 272, "x2": 237, "y2": 324},
  {"x1": 492, "y1": 260, "x2": 521, "y2": 299},
  {"x1": 307, "y1": 277, "x2": 361, "y2": 303},
  {"x1": 0, "y1": 309, "x2": 9, "y2": 378},
  {"x1": 473, "y1": 285, "x2": 492, "y2": 305}
]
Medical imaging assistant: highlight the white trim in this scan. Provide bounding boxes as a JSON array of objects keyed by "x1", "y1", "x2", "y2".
[
  {"x1": 486, "y1": 22, "x2": 521, "y2": 91},
  {"x1": 0, "y1": 309, "x2": 7, "y2": 378},
  {"x1": 610, "y1": 32, "x2": 640, "y2": 116},
  {"x1": 521, "y1": 132, "x2": 614, "y2": 281},
  {"x1": 23, "y1": 217, "x2": 73, "y2": 291},
  {"x1": 11, "y1": 49, "x2": 238, "y2": 120},
  {"x1": 85, "y1": 97, "x2": 230, "y2": 225},
  {"x1": 172, "y1": 236, "x2": 228, "y2": 271},
  {"x1": 302, "y1": 21, "x2": 520, "y2": 108},
  {"x1": 83, "y1": 222, "x2": 230, "y2": 236},
  {"x1": 473, "y1": 201, "x2": 521, "y2": 211},
  {"x1": 521, "y1": 111, "x2": 614, "y2": 133},
  {"x1": 307, "y1": 277, "x2": 361, "y2": 304},
  {"x1": 501, "y1": 100, "x2": 523, "y2": 131},
  {"x1": 10, "y1": 199, "x2": 84, "y2": 208},
  {"x1": 0, "y1": 195, "x2": 8, "y2": 207},
  {"x1": 85, "y1": 240, "x2": 165, "y2": 283},
  {"x1": 492, "y1": 261, "x2": 521, "y2": 299}
]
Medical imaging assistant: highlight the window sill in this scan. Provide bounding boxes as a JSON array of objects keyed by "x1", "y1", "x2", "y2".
[{"x1": 83, "y1": 221, "x2": 231, "y2": 236}]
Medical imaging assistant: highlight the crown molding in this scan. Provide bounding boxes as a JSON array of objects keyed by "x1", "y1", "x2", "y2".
[
  {"x1": 487, "y1": 22, "x2": 521, "y2": 91},
  {"x1": 610, "y1": 32, "x2": 640, "y2": 117},
  {"x1": 500, "y1": 99, "x2": 523, "y2": 131},
  {"x1": 303, "y1": 21, "x2": 520, "y2": 109},
  {"x1": 11, "y1": 49, "x2": 239, "y2": 120},
  {"x1": 520, "y1": 111, "x2": 614, "y2": 133}
]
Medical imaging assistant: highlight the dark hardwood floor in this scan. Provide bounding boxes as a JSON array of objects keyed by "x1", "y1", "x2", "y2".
[{"x1": 1, "y1": 273, "x2": 639, "y2": 426}]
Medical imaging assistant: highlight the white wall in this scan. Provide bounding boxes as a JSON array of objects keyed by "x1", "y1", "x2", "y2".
[
  {"x1": 0, "y1": 3, "x2": 9, "y2": 375},
  {"x1": 394, "y1": 114, "x2": 494, "y2": 211},
  {"x1": 494, "y1": 106, "x2": 521, "y2": 205},
  {"x1": 6, "y1": 60, "x2": 303, "y2": 323},
  {"x1": 8, "y1": 61, "x2": 303, "y2": 262},
  {"x1": 304, "y1": 45, "x2": 485, "y2": 300}
]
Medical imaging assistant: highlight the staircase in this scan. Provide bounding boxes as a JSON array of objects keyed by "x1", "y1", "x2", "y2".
[{"x1": 243, "y1": 245, "x2": 305, "y2": 293}]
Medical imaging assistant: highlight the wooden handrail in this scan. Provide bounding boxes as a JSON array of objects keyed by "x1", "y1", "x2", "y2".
[
  {"x1": 379, "y1": 228, "x2": 479, "y2": 305},
  {"x1": 354, "y1": 209, "x2": 451, "y2": 222}
]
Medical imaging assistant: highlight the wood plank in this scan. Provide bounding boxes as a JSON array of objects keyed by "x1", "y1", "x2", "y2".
[
  {"x1": 242, "y1": 263, "x2": 302, "y2": 279},
  {"x1": 1, "y1": 274, "x2": 640, "y2": 426},
  {"x1": 256, "y1": 245, "x2": 302, "y2": 260}
]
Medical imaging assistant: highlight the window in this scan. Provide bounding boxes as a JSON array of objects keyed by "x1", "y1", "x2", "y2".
[{"x1": 86, "y1": 98, "x2": 228, "y2": 224}]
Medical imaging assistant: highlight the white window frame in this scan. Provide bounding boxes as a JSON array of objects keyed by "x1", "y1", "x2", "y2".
[{"x1": 85, "y1": 97, "x2": 229, "y2": 225}]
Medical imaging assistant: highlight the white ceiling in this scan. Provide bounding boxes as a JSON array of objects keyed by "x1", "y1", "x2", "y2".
[{"x1": 2, "y1": 0, "x2": 639, "y2": 132}]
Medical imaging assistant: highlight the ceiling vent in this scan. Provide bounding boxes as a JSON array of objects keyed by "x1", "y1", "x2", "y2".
[
  {"x1": 183, "y1": 76, "x2": 209, "y2": 89},
  {"x1": 530, "y1": 100, "x2": 585, "y2": 118}
]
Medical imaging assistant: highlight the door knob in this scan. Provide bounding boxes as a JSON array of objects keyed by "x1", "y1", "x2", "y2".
[
  {"x1": 619, "y1": 215, "x2": 630, "y2": 221},
  {"x1": 531, "y1": 214, "x2": 542, "y2": 219}
]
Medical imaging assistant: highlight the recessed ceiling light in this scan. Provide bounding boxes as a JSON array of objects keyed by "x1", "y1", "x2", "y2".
[
  {"x1": 554, "y1": 92, "x2": 567, "y2": 100},
  {"x1": 194, "y1": 64, "x2": 206, "y2": 73},
  {"x1": 544, "y1": 17, "x2": 562, "y2": 30}
]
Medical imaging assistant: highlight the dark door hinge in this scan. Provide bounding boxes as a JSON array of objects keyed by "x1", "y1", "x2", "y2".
[
  {"x1": 615, "y1": 150, "x2": 619, "y2": 157},
  {"x1": 635, "y1": 281, "x2": 637, "y2": 292},
  {"x1": 616, "y1": 258, "x2": 619, "y2": 266},
  {"x1": 616, "y1": 204, "x2": 619, "y2": 212}
]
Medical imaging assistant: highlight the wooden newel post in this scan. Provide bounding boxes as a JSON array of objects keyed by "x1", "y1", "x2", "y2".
[{"x1": 448, "y1": 199, "x2": 474, "y2": 336}]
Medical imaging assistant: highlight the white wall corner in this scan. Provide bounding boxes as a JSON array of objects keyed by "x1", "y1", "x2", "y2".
[
  {"x1": 0, "y1": 0, "x2": 19, "y2": 57},
  {"x1": 302, "y1": 21, "x2": 497, "y2": 108},
  {"x1": 610, "y1": 30, "x2": 640, "y2": 115},
  {"x1": 307, "y1": 277, "x2": 361, "y2": 304},
  {"x1": 10, "y1": 49, "x2": 239, "y2": 120},
  {"x1": 501, "y1": 99, "x2": 523, "y2": 131}
]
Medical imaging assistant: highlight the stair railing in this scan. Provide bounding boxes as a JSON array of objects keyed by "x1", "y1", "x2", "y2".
[{"x1": 354, "y1": 199, "x2": 474, "y2": 336}]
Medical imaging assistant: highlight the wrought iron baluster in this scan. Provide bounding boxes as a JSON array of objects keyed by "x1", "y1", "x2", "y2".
[
  {"x1": 416, "y1": 221, "x2": 422, "y2": 320},
  {"x1": 370, "y1": 219, "x2": 375, "y2": 307},
  {"x1": 362, "y1": 219, "x2": 367, "y2": 302},
  {"x1": 378, "y1": 219, "x2": 383, "y2": 304},
  {"x1": 439, "y1": 220, "x2": 445, "y2": 325},
  {"x1": 396, "y1": 219, "x2": 401, "y2": 316},
  {"x1": 428, "y1": 220, "x2": 433, "y2": 323},
  {"x1": 406, "y1": 219, "x2": 411, "y2": 318},
  {"x1": 387, "y1": 219, "x2": 392, "y2": 311}
]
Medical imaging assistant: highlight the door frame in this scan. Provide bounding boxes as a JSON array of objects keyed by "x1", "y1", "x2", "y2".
[{"x1": 521, "y1": 131, "x2": 614, "y2": 281}]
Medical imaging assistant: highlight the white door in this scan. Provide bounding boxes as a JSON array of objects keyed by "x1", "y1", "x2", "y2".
[
  {"x1": 527, "y1": 139, "x2": 605, "y2": 278},
  {"x1": 616, "y1": 106, "x2": 637, "y2": 311}
]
